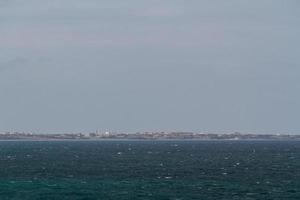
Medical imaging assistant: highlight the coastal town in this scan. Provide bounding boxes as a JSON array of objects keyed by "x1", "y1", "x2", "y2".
[{"x1": 0, "y1": 131, "x2": 299, "y2": 140}]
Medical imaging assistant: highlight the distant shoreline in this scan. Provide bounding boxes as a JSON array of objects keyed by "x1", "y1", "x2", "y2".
[
  {"x1": 0, "y1": 131, "x2": 299, "y2": 141},
  {"x1": 0, "y1": 138, "x2": 299, "y2": 142}
]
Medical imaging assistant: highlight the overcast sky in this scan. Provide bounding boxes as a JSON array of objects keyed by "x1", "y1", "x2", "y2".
[{"x1": 0, "y1": 0, "x2": 300, "y2": 133}]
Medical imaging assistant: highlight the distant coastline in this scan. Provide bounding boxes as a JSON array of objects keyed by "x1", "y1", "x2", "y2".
[{"x1": 0, "y1": 131, "x2": 299, "y2": 141}]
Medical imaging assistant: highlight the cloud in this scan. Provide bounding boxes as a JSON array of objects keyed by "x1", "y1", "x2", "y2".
[
  {"x1": 134, "y1": 6, "x2": 183, "y2": 18},
  {"x1": 0, "y1": 58, "x2": 29, "y2": 72}
]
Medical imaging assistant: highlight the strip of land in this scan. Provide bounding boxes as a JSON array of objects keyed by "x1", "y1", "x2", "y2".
[{"x1": 0, "y1": 131, "x2": 299, "y2": 140}]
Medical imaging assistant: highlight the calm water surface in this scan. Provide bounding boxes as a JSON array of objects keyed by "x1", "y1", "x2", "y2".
[{"x1": 0, "y1": 140, "x2": 299, "y2": 199}]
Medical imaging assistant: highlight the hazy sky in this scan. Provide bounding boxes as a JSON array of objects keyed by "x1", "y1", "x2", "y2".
[{"x1": 0, "y1": 0, "x2": 300, "y2": 133}]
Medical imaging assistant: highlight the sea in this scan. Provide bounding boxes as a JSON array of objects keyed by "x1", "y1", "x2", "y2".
[{"x1": 0, "y1": 140, "x2": 299, "y2": 200}]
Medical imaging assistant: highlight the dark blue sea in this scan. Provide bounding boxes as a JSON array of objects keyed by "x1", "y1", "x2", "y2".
[{"x1": 0, "y1": 140, "x2": 299, "y2": 199}]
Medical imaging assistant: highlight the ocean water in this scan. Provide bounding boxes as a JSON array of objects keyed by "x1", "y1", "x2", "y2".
[{"x1": 0, "y1": 140, "x2": 299, "y2": 200}]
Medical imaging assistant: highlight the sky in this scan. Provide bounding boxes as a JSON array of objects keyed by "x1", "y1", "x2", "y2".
[{"x1": 0, "y1": 0, "x2": 300, "y2": 134}]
